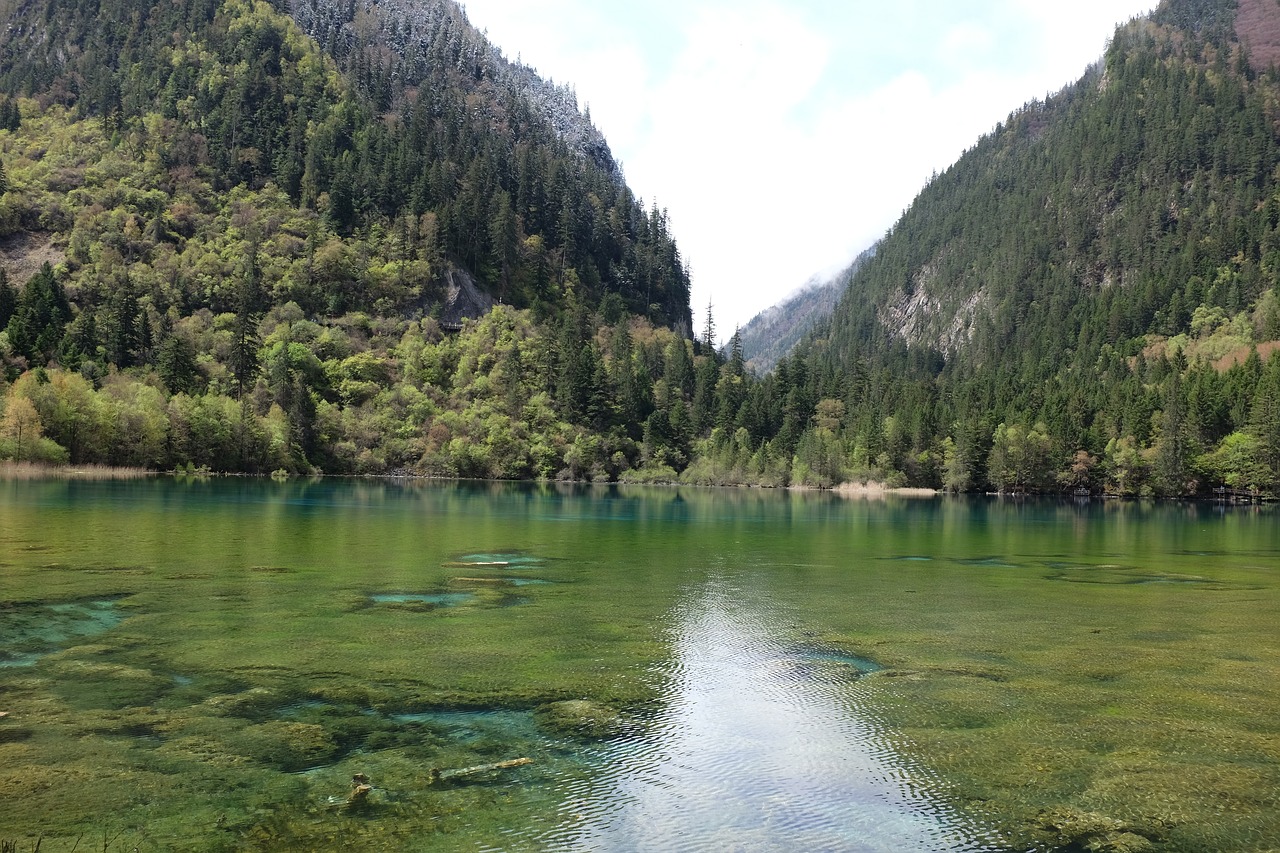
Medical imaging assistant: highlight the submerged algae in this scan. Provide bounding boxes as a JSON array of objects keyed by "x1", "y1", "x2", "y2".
[
  {"x1": 2, "y1": 481, "x2": 1279, "y2": 851},
  {"x1": 0, "y1": 598, "x2": 127, "y2": 668}
]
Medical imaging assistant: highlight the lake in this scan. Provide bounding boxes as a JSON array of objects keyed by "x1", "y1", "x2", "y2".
[{"x1": 1, "y1": 478, "x2": 1277, "y2": 851}]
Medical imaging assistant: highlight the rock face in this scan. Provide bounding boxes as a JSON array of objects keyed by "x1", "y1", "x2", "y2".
[
  {"x1": 880, "y1": 279, "x2": 988, "y2": 355},
  {"x1": 439, "y1": 266, "x2": 495, "y2": 329}
]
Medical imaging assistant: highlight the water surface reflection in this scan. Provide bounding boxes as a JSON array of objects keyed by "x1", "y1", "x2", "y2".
[{"x1": 542, "y1": 580, "x2": 991, "y2": 852}]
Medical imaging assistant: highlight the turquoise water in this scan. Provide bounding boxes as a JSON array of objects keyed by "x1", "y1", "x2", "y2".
[
  {"x1": 0, "y1": 598, "x2": 125, "y2": 667},
  {"x1": 0, "y1": 478, "x2": 1277, "y2": 851},
  {"x1": 369, "y1": 592, "x2": 478, "y2": 606}
]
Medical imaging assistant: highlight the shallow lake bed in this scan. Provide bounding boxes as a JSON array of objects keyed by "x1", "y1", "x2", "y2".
[{"x1": 1, "y1": 478, "x2": 1277, "y2": 851}]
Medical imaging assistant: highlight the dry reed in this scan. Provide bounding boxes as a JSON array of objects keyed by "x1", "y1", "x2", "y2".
[{"x1": 0, "y1": 461, "x2": 154, "y2": 480}]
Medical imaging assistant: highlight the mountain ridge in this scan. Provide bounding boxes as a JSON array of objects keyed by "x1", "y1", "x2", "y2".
[{"x1": 287, "y1": 0, "x2": 624, "y2": 183}]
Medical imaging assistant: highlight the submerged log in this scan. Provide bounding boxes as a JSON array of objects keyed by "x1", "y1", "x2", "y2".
[{"x1": 430, "y1": 757, "x2": 532, "y2": 784}]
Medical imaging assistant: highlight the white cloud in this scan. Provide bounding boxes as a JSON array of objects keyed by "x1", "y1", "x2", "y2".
[
  {"x1": 942, "y1": 23, "x2": 998, "y2": 66},
  {"x1": 459, "y1": 0, "x2": 1159, "y2": 336}
]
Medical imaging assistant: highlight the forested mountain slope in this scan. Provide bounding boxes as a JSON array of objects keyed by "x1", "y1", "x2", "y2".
[
  {"x1": 686, "y1": 0, "x2": 1280, "y2": 496},
  {"x1": 0, "y1": 0, "x2": 702, "y2": 476}
]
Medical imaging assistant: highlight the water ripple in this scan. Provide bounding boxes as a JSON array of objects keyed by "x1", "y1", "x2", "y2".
[{"x1": 536, "y1": 580, "x2": 993, "y2": 852}]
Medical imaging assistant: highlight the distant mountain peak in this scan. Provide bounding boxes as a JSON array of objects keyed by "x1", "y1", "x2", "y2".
[{"x1": 737, "y1": 250, "x2": 873, "y2": 374}]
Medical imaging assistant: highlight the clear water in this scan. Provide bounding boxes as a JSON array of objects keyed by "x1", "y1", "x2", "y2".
[
  {"x1": 368, "y1": 592, "x2": 477, "y2": 606},
  {"x1": 0, "y1": 478, "x2": 1277, "y2": 851},
  {"x1": 0, "y1": 598, "x2": 125, "y2": 667},
  {"x1": 539, "y1": 581, "x2": 980, "y2": 852}
]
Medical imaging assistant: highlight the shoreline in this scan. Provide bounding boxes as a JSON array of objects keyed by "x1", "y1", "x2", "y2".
[{"x1": 2, "y1": 463, "x2": 1272, "y2": 503}]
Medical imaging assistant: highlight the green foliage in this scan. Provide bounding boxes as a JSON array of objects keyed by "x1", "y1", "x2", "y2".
[
  {"x1": 0, "y1": 0, "x2": 699, "y2": 477},
  {"x1": 987, "y1": 423, "x2": 1055, "y2": 494}
]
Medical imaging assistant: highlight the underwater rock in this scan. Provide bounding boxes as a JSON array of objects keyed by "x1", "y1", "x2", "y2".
[
  {"x1": 935, "y1": 663, "x2": 1013, "y2": 682},
  {"x1": 534, "y1": 699, "x2": 621, "y2": 739},
  {"x1": 445, "y1": 551, "x2": 546, "y2": 569},
  {"x1": 0, "y1": 726, "x2": 33, "y2": 743},
  {"x1": 1096, "y1": 833, "x2": 1157, "y2": 853},
  {"x1": 1035, "y1": 808, "x2": 1155, "y2": 853},
  {"x1": 202, "y1": 687, "x2": 290, "y2": 719},
  {"x1": 228, "y1": 721, "x2": 340, "y2": 772},
  {"x1": 0, "y1": 598, "x2": 126, "y2": 668},
  {"x1": 310, "y1": 684, "x2": 397, "y2": 708},
  {"x1": 45, "y1": 659, "x2": 171, "y2": 709},
  {"x1": 796, "y1": 647, "x2": 884, "y2": 674},
  {"x1": 369, "y1": 592, "x2": 475, "y2": 608},
  {"x1": 156, "y1": 733, "x2": 252, "y2": 769}
]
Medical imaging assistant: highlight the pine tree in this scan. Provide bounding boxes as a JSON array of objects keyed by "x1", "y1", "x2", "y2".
[
  {"x1": 1247, "y1": 356, "x2": 1280, "y2": 493},
  {"x1": 0, "y1": 269, "x2": 15, "y2": 328}
]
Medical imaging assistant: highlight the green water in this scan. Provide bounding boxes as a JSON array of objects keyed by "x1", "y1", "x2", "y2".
[{"x1": 0, "y1": 479, "x2": 1277, "y2": 851}]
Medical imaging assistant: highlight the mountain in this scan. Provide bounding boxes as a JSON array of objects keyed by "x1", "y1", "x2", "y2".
[
  {"x1": 0, "y1": 0, "x2": 704, "y2": 476},
  {"x1": 682, "y1": 0, "x2": 1280, "y2": 496},
  {"x1": 737, "y1": 249, "x2": 871, "y2": 375},
  {"x1": 0, "y1": 0, "x2": 691, "y2": 331},
  {"x1": 288, "y1": 0, "x2": 622, "y2": 181}
]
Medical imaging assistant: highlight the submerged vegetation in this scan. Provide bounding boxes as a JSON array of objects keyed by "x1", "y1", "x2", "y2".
[
  {"x1": 1, "y1": 480, "x2": 1278, "y2": 850},
  {"x1": 1, "y1": 0, "x2": 1278, "y2": 847}
]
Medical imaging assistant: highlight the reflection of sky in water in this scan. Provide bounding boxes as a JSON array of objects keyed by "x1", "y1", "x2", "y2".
[
  {"x1": 368, "y1": 592, "x2": 475, "y2": 606},
  {"x1": 542, "y1": 581, "x2": 993, "y2": 852}
]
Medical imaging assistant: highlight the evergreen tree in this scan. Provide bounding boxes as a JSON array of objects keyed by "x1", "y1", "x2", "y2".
[
  {"x1": 0, "y1": 270, "x2": 15, "y2": 329},
  {"x1": 5, "y1": 264, "x2": 68, "y2": 364},
  {"x1": 1247, "y1": 356, "x2": 1280, "y2": 492},
  {"x1": 157, "y1": 334, "x2": 200, "y2": 395}
]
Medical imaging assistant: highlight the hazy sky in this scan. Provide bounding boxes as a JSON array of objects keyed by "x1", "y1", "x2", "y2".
[{"x1": 460, "y1": 1, "x2": 1157, "y2": 335}]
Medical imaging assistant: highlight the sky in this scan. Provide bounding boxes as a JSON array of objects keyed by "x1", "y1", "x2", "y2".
[{"x1": 460, "y1": 1, "x2": 1157, "y2": 336}]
